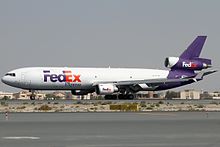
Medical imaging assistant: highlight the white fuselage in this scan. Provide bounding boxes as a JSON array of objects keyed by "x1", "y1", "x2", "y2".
[{"x1": 1, "y1": 67, "x2": 169, "y2": 90}]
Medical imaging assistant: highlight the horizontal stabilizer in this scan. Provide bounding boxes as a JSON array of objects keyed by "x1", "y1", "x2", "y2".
[{"x1": 195, "y1": 70, "x2": 217, "y2": 80}]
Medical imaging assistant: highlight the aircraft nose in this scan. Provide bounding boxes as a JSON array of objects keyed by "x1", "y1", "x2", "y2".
[
  {"x1": 1, "y1": 71, "x2": 20, "y2": 87},
  {"x1": 1, "y1": 75, "x2": 11, "y2": 85},
  {"x1": 1, "y1": 75, "x2": 16, "y2": 86},
  {"x1": 1, "y1": 76, "x2": 6, "y2": 84}
]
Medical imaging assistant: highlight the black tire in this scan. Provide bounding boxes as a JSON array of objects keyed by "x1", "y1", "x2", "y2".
[
  {"x1": 30, "y1": 95, "x2": 35, "y2": 100},
  {"x1": 104, "y1": 95, "x2": 117, "y2": 100},
  {"x1": 118, "y1": 94, "x2": 125, "y2": 99},
  {"x1": 118, "y1": 94, "x2": 134, "y2": 100},
  {"x1": 127, "y1": 94, "x2": 135, "y2": 99}
]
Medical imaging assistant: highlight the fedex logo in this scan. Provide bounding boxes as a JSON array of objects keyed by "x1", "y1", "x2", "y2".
[
  {"x1": 43, "y1": 70, "x2": 81, "y2": 83},
  {"x1": 103, "y1": 88, "x2": 112, "y2": 91},
  {"x1": 182, "y1": 62, "x2": 197, "y2": 68}
]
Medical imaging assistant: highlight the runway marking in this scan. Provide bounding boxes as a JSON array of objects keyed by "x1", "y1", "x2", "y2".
[
  {"x1": 137, "y1": 113, "x2": 177, "y2": 116},
  {"x1": 2, "y1": 136, "x2": 40, "y2": 140}
]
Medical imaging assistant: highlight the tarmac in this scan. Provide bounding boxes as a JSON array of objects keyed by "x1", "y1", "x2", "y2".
[{"x1": 0, "y1": 112, "x2": 220, "y2": 147}]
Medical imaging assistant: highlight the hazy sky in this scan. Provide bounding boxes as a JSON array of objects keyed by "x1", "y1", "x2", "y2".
[{"x1": 0, "y1": 0, "x2": 219, "y2": 92}]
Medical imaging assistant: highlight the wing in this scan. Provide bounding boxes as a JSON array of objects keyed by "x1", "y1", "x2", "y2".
[
  {"x1": 94, "y1": 78, "x2": 192, "y2": 87},
  {"x1": 93, "y1": 70, "x2": 217, "y2": 87}
]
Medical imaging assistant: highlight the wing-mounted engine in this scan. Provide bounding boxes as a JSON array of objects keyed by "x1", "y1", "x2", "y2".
[
  {"x1": 96, "y1": 84, "x2": 118, "y2": 95},
  {"x1": 165, "y1": 57, "x2": 212, "y2": 70}
]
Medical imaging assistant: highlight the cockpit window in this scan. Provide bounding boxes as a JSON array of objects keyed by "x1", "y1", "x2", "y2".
[{"x1": 5, "y1": 73, "x2": 16, "y2": 77}]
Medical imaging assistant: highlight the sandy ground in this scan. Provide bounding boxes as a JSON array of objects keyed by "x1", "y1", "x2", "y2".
[{"x1": 1, "y1": 100, "x2": 220, "y2": 112}]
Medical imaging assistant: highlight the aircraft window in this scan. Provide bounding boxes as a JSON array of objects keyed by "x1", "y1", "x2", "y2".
[{"x1": 5, "y1": 73, "x2": 16, "y2": 77}]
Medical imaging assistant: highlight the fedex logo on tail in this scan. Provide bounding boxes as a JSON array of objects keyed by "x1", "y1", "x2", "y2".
[
  {"x1": 43, "y1": 70, "x2": 81, "y2": 83},
  {"x1": 182, "y1": 62, "x2": 197, "y2": 68}
]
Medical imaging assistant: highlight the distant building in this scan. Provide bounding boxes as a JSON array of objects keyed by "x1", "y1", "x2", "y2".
[
  {"x1": 209, "y1": 91, "x2": 220, "y2": 99},
  {"x1": 0, "y1": 91, "x2": 13, "y2": 99},
  {"x1": 78, "y1": 93, "x2": 91, "y2": 100},
  {"x1": 148, "y1": 91, "x2": 154, "y2": 98},
  {"x1": 180, "y1": 90, "x2": 200, "y2": 99},
  {"x1": 135, "y1": 91, "x2": 165, "y2": 99},
  {"x1": 200, "y1": 91, "x2": 213, "y2": 99},
  {"x1": 135, "y1": 91, "x2": 148, "y2": 99},
  {"x1": 13, "y1": 90, "x2": 45, "y2": 100},
  {"x1": 65, "y1": 92, "x2": 73, "y2": 99},
  {"x1": 157, "y1": 92, "x2": 166, "y2": 99},
  {"x1": 165, "y1": 91, "x2": 180, "y2": 99},
  {"x1": 52, "y1": 91, "x2": 66, "y2": 99}
]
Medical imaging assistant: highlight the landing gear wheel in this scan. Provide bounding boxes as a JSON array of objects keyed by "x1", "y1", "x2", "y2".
[
  {"x1": 127, "y1": 94, "x2": 135, "y2": 99},
  {"x1": 104, "y1": 95, "x2": 117, "y2": 100},
  {"x1": 29, "y1": 90, "x2": 36, "y2": 100},
  {"x1": 30, "y1": 95, "x2": 35, "y2": 100},
  {"x1": 118, "y1": 94, "x2": 125, "y2": 99},
  {"x1": 118, "y1": 94, "x2": 134, "y2": 100}
]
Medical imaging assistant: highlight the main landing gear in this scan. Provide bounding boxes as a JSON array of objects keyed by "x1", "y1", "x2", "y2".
[
  {"x1": 104, "y1": 94, "x2": 135, "y2": 100},
  {"x1": 118, "y1": 94, "x2": 135, "y2": 100}
]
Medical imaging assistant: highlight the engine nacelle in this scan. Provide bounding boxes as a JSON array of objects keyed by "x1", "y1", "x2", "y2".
[
  {"x1": 165, "y1": 57, "x2": 211, "y2": 70},
  {"x1": 165, "y1": 57, "x2": 179, "y2": 68},
  {"x1": 96, "y1": 84, "x2": 118, "y2": 95}
]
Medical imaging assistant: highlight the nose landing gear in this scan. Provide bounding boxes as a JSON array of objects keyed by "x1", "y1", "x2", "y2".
[{"x1": 29, "y1": 90, "x2": 36, "y2": 100}]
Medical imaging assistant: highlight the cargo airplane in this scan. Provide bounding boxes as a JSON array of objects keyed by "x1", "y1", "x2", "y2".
[{"x1": 1, "y1": 36, "x2": 217, "y2": 100}]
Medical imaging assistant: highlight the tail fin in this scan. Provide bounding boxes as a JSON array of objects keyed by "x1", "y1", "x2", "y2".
[
  {"x1": 166, "y1": 36, "x2": 212, "y2": 71},
  {"x1": 180, "y1": 36, "x2": 207, "y2": 59}
]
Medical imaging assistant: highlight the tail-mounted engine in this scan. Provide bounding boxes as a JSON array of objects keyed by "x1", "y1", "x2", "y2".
[{"x1": 165, "y1": 57, "x2": 212, "y2": 70}]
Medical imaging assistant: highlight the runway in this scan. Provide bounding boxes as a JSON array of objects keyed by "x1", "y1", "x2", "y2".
[{"x1": 0, "y1": 112, "x2": 220, "y2": 147}]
